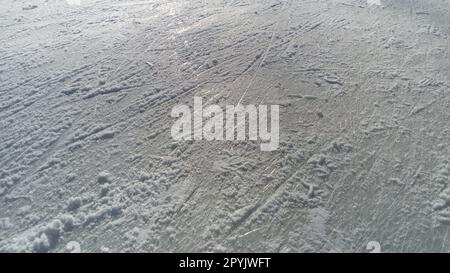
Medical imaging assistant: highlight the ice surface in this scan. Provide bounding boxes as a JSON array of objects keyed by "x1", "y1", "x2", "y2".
[{"x1": 0, "y1": 0, "x2": 449, "y2": 253}]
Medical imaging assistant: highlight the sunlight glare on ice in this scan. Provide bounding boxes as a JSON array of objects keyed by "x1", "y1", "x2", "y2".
[{"x1": 367, "y1": 0, "x2": 381, "y2": 6}]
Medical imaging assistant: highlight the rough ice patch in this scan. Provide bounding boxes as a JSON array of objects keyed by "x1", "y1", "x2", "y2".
[
  {"x1": 65, "y1": 241, "x2": 81, "y2": 253},
  {"x1": 367, "y1": 0, "x2": 381, "y2": 6}
]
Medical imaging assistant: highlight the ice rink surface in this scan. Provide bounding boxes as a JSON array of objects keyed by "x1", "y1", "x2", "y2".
[{"x1": 0, "y1": 0, "x2": 449, "y2": 252}]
